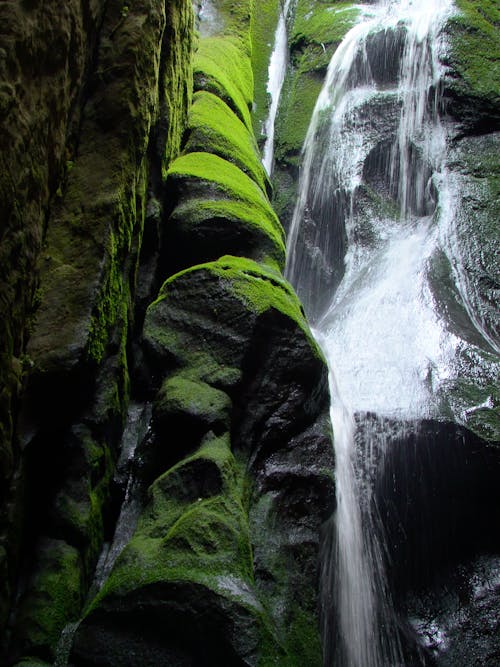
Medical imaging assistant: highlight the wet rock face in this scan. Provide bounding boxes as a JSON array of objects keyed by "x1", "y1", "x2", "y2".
[
  {"x1": 349, "y1": 415, "x2": 500, "y2": 664},
  {"x1": 0, "y1": 0, "x2": 105, "y2": 509}
]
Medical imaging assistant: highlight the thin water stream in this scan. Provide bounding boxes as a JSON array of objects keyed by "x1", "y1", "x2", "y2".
[{"x1": 262, "y1": 0, "x2": 293, "y2": 176}]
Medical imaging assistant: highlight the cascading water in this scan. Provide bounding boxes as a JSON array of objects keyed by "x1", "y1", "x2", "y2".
[
  {"x1": 284, "y1": 0, "x2": 467, "y2": 664},
  {"x1": 262, "y1": 0, "x2": 293, "y2": 176}
]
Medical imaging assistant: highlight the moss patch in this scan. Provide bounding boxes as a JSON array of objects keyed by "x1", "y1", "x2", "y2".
[
  {"x1": 186, "y1": 91, "x2": 269, "y2": 192},
  {"x1": 445, "y1": 0, "x2": 500, "y2": 119},
  {"x1": 13, "y1": 539, "x2": 83, "y2": 661},
  {"x1": 250, "y1": 0, "x2": 281, "y2": 141},
  {"x1": 193, "y1": 36, "x2": 254, "y2": 130}
]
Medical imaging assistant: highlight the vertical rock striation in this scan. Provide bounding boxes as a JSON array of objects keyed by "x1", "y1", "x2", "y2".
[{"x1": 1, "y1": 0, "x2": 193, "y2": 662}]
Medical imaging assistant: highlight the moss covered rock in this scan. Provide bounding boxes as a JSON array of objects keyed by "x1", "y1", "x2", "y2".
[
  {"x1": 71, "y1": 255, "x2": 334, "y2": 664},
  {"x1": 165, "y1": 152, "x2": 285, "y2": 273},
  {"x1": 443, "y1": 0, "x2": 500, "y2": 130}
]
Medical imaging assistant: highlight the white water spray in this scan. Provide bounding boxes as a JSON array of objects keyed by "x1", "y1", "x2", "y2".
[{"x1": 285, "y1": 1, "x2": 457, "y2": 664}]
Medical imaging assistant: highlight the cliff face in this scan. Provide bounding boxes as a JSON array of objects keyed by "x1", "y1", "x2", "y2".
[{"x1": 0, "y1": 0, "x2": 334, "y2": 665}]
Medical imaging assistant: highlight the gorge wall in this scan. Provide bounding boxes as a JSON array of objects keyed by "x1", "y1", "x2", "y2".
[
  {"x1": 0, "y1": 0, "x2": 498, "y2": 665},
  {"x1": 0, "y1": 0, "x2": 334, "y2": 665}
]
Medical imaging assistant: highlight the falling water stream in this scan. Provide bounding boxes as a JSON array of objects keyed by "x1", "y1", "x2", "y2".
[
  {"x1": 262, "y1": 0, "x2": 293, "y2": 175},
  {"x1": 284, "y1": 0, "x2": 463, "y2": 664}
]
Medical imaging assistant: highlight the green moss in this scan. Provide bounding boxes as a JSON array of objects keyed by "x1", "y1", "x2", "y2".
[
  {"x1": 193, "y1": 36, "x2": 254, "y2": 130},
  {"x1": 292, "y1": 1, "x2": 360, "y2": 59},
  {"x1": 161, "y1": 0, "x2": 194, "y2": 174},
  {"x1": 274, "y1": 70, "x2": 323, "y2": 165},
  {"x1": 89, "y1": 433, "x2": 255, "y2": 602},
  {"x1": 52, "y1": 430, "x2": 115, "y2": 581},
  {"x1": 154, "y1": 373, "x2": 232, "y2": 429},
  {"x1": 446, "y1": 0, "x2": 500, "y2": 103},
  {"x1": 167, "y1": 152, "x2": 282, "y2": 234},
  {"x1": 186, "y1": 91, "x2": 270, "y2": 192},
  {"x1": 216, "y1": 0, "x2": 254, "y2": 49},
  {"x1": 13, "y1": 540, "x2": 83, "y2": 660}
]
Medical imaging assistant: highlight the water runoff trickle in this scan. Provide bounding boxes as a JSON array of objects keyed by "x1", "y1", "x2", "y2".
[
  {"x1": 285, "y1": 0, "x2": 458, "y2": 665},
  {"x1": 262, "y1": 0, "x2": 293, "y2": 176}
]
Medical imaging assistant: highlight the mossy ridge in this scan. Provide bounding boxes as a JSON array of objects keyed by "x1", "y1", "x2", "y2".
[
  {"x1": 446, "y1": 0, "x2": 500, "y2": 105},
  {"x1": 186, "y1": 91, "x2": 270, "y2": 192},
  {"x1": 193, "y1": 36, "x2": 254, "y2": 130},
  {"x1": 167, "y1": 152, "x2": 280, "y2": 229},
  {"x1": 168, "y1": 197, "x2": 286, "y2": 271}
]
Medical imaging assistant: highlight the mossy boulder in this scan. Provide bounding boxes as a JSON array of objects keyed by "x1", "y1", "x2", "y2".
[
  {"x1": 443, "y1": 0, "x2": 500, "y2": 130},
  {"x1": 142, "y1": 255, "x2": 318, "y2": 373},
  {"x1": 71, "y1": 434, "x2": 281, "y2": 665},
  {"x1": 193, "y1": 36, "x2": 254, "y2": 130},
  {"x1": 164, "y1": 153, "x2": 285, "y2": 273}
]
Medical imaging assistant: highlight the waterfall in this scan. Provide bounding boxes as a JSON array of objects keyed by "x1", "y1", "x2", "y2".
[
  {"x1": 262, "y1": 0, "x2": 292, "y2": 176},
  {"x1": 284, "y1": 1, "x2": 459, "y2": 664}
]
